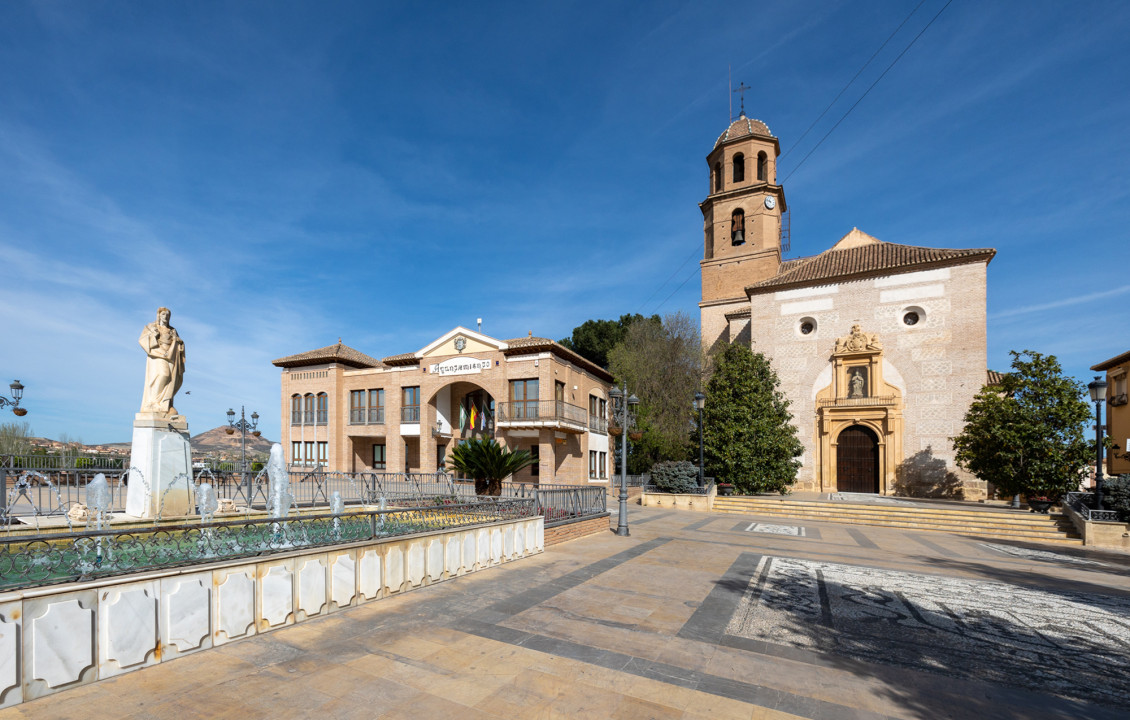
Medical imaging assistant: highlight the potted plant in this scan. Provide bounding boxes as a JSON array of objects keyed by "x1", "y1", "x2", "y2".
[
  {"x1": 717, "y1": 482, "x2": 734, "y2": 496},
  {"x1": 1026, "y1": 495, "x2": 1055, "y2": 514}
]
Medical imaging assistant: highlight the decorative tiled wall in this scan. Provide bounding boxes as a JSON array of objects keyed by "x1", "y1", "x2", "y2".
[{"x1": 0, "y1": 516, "x2": 543, "y2": 709}]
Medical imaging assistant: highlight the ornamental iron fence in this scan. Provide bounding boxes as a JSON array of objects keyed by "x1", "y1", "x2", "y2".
[
  {"x1": 1064, "y1": 491, "x2": 1122, "y2": 523},
  {"x1": 0, "y1": 498, "x2": 537, "y2": 592}
]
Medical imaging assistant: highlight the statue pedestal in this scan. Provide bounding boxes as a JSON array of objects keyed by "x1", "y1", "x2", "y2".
[{"x1": 126, "y1": 413, "x2": 193, "y2": 518}]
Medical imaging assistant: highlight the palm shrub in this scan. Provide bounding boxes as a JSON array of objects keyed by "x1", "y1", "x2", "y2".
[
  {"x1": 446, "y1": 437, "x2": 536, "y2": 496},
  {"x1": 650, "y1": 461, "x2": 698, "y2": 493}
]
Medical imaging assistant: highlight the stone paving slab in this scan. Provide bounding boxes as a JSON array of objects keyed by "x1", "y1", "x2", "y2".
[{"x1": 4, "y1": 507, "x2": 1130, "y2": 719}]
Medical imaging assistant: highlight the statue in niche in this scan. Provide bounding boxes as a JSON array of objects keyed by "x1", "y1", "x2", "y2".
[
  {"x1": 139, "y1": 307, "x2": 185, "y2": 417},
  {"x1": 731, "y1": 209, "x2": 745, "y2": 245},
  {"x1": 835, "y1": 323, "x2": 882, "y2": 354},
  {"x1": 848, "y1": 368, "x2": 867, "y2": 398}
]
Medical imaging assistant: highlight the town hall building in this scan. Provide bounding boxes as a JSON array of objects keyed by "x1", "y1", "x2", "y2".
[
  {"x1": 273, "y1": 328, "x2": 614, "y2": 486},
  {"x1": 700, "y1": 112, "x2": 996, "y2": 499}
]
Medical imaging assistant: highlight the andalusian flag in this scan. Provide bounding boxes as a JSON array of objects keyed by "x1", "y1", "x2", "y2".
[
  {"x1": 459, "y1": 404, "x2": 467, "y2": 431},
  {"x1": 469, "y1": 403, "x2": 479, "y2": 431}
]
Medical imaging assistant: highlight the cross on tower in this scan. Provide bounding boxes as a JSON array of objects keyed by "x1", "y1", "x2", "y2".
[{"x1": 733, "y1": 82, "x2": 752, "y2": 117}]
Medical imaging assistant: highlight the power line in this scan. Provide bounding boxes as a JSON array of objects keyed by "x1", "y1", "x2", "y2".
[
  {"x1": 638, "y1": 244, "x2": 702, "y2": 311},
  {"x1": 782, "y1": 0, "x2": 954, "y2": 184},
  {"x1": 640, "y1": 0, "x2": 953, "y2": 316},
  {"x1": 780, "y1": 0, "x2": 929, "y2": 162}
]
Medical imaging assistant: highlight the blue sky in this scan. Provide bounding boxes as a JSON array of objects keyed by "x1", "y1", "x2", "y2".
[{"x1": 1, "y1": 1, "x2": 1127, "y2": 444}]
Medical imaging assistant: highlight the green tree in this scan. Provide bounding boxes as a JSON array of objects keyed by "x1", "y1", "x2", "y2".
[
  {"x1": 952, "y1": 350, "x2": 1091, "y2": 501},
  {"x1": 701, "y1": 344, "x2": 802, "y2": 494},
  {"x1": 446, "y1": 437, "x2": 536, "y2": 496},
  {"x1": 0, "y1": 421, "x2": 33, "y2": 457},
  {"x1": 559, "y1": 313, "x2": 658, "y2": 369},
  {"x1": 608, "y1": 312, "x2": 702, "y2": 471}
]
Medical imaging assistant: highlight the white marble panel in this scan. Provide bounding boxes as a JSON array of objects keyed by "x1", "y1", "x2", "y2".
[
  {"x1": 0, "y1": 601, "x2": 21, "y2": 709},
  {"x1": 525, "y1": 521, "x2": 537, "y2": 553},
  {"x1": 214, "y1": 568, "x2": 255, "y2": 645},
  {"x1": 780, "y1": 297, "x2": 833, "y2": 315},
  {"x1": 463, "y1": 531, "x2": 477, "y2": 570},
  {"x1": 330, "y1": 552, "x2": 356, "y2": 609},
  {"x1": 445, "y1": 536, "x2": 462, "y2": 577},
  {"x1": 476, "y1": 529, "x2": 490, "y2": 568},
  {"x1": 879, "y1": 283, "x2": 944, "y2": 303},
  {"x1": 386, "y1": 545, "x2": 405, "y2": 593},
  {"x1": 260, "y1": 563, "x2": 294, "y2": 629},
  {"x1": 407, "y1": 542, "x2": 426, "y2": 587},
  {"x1": 359, "y1": 549, "x2": 381, "y2": 600},
  {"x1": 535, "y1": 519, "x2": 544, "y2": 550},
  {"x1": 490, "y1": 528, "x2": 503, "y2": 564},
  {"x1": 99, "y1": 582, "x2": 157, "y2": 677},
  {"x1": 296, "y1": 556, "x2": 328, "y2": 620},
  {"x1": 503, "y1": 527, "x2": 515, "y2": 560},
  {"x1": 427, "y1": 539, "x2": 444, "y2": 582},
  {"x1": 515, "y1": 524, "x2": 525, "y2": 558},
  {"x1": 25, "y1": 593, "x2": 96, "y2": 699},
  {"x1": 161, "y1": 574, "x2": 211, "y2": 659}
]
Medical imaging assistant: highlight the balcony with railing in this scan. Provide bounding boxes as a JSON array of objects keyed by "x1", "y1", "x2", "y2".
[
  {"x1": 588, "y1": 415, "x2": 608, "y2": 434},
  {"x1": 496, "y1": 400, "x2": 589, "y2": 433},
  {"x1": 817, "y1": 396, "x2": 897, "y2": 409},
  {"x1": 401, "y1": 406, "x2": 421, "y2": 423}
]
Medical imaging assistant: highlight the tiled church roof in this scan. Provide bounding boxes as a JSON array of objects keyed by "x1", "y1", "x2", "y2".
[
  {"x1": 714, "y1": 113, "x2": 773, "y2": 148},
  {"x1": 986, "y1": 370, "x2": 1006, "y2": 386},
  {"x1": 272, "y1": 341, "x2": 383, "y2": 369},
  {"x1": 747, "y1": 235, "x2": 995, "y2": 294}
]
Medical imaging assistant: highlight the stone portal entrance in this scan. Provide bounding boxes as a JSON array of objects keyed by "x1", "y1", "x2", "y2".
[{"x1": 836, "y1": 425, "x2": 879, "y2": 493}]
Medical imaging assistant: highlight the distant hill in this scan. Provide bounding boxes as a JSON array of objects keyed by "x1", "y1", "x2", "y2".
[{"x1": 189, "y1": 426, "x2": 276, "y2": 457}]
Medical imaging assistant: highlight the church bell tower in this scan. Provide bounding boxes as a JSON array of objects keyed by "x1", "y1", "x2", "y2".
[{"x1": 699, "y1": 111, "x2": 786, "y2": 350}]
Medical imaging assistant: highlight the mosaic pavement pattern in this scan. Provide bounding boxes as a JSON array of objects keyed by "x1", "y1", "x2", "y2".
[
  {"x1": 980, "y1": 541, "x2": 1110, "y2": 567},
  {"x1": 725, "y1": 556, "x2": 1130, "y2": 707},
  {"x1": 744, "y1": 523, "x2": 806, "y2": 536}
]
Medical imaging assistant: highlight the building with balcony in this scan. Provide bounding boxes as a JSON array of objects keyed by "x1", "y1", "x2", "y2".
[
  {"x1": 1091, "y1": 350, "x2": 1130, "y2": 477},
  {"x1": 699, "y1": 112, "x2": 996, "y2": 498},
  {"x1": 273, "y1": 328, "x2": 614, "y2": 485}
]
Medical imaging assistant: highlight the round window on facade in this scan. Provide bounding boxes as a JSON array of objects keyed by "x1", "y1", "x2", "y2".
[
  {"x1": 798, "y1": 317, "x2": 817, "y2": 336},
  {"x1": 902, "y1": 306, "x2": 925, "y2": 327}
]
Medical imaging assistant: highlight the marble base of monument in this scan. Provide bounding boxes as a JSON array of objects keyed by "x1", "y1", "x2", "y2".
[{"x1": 125, "y1": 413, "x2": 193, "y2": 518}]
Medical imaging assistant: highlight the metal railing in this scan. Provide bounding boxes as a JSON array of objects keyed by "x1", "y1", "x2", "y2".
[
  {"x1": 350, "y1": 408, "x2": 385, "y2": 425},
  {"x1": 1, "y1": 455, "x2": 127, "y2": 470},
  {"x1": 496, "y1": 400, "x2": 588, "y2": 428},
  {"x1": 817, "y1": 396, "x2": 897, "y2": 408},
  {"x1": 0, "y1": 498, "x2": 537, "y2": 592},
  {"x1": 401, "y1": 406, "x2": 420, "y2": 423},
  {"x1": 1064, "y1": 492, "x2": 1122, "y2": 522},
  {"x1": 588, "y1": 415, "x2": 608, "y2": 434}
]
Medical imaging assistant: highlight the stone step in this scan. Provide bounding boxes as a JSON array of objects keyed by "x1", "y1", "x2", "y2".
[{"x1": 712, "y1": 498, "x2": 1080, "y2": 543}]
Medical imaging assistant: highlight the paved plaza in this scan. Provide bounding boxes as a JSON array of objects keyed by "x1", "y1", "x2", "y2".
[{"x1": 5, "y1": 507, "x2": 1130, "y2": 719}]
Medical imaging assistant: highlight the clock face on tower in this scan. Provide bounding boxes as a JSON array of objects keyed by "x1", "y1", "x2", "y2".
[{"x1": 764, "y1": 196, "x2": 776, "y2": 210}]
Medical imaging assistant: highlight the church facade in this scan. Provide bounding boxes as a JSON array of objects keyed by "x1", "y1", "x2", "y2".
[
  {"x1": 700, "y1": 113, "x2": 996, "y2": 499},
  {"x1": 273, "y1": 328, "x2": 614, "y2": 486}
]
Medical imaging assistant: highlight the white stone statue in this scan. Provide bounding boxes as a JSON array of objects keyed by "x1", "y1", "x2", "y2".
[{"x1": 139, "y1": 307, "x2": 185, "y2": 417}]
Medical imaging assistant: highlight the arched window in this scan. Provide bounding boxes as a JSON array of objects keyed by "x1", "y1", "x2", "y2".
[
  {"x1": 290, "y1": 395, "x2": 301, "y2": 425},
  {"x1": 731, "y1": 208, "x2": 745, "y2": 246},
  {"x1": 303, "y1": 393, "x2": 314, "y2": 424},
  {"x1": 316, "y1": 392, "x2": 328, "y2": 425},
  {"x1": 713, "y1": 162, "x2": 722, "y2": 191},
  {"x1": 757, "y1": 151, "x2": 767, "y2": 181},
  {"x1": 732, "y1": 153, "x2": 745, "y2": 183}
]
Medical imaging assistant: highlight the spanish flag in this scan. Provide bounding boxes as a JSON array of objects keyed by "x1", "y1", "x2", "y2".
[{"x1": 469, "y1": 403, "x2": 478, "y2": 430}]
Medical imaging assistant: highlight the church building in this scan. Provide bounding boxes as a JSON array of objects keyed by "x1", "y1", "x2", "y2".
[
  {"x1": 273, "y1": 327, "x2": 614, "y2": 486},
  {"x1": 700, "y1": 113, "x2": 996, "y2": 499}
]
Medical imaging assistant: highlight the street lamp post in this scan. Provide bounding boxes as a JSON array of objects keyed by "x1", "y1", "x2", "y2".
[
  {"x1": 610, "y1": 383, "x2": 639, "y2": 537},
  {"x1": 0, "y1": 380, "x2": 26, "y2": 416},
  {"x1": 226, "y1": 406, "x2": 260, "y2": 505},
  {"x1": 1088, "y1": 376, "x2": 1107, "y2": 509},
  {"x1": 694, "y1": 392, "x2": 706, "y2": 487}
]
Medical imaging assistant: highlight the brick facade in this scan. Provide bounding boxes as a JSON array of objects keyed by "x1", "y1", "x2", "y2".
[{"x1": 276, "y1": 328, "x2": 615, "y2": 487}]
